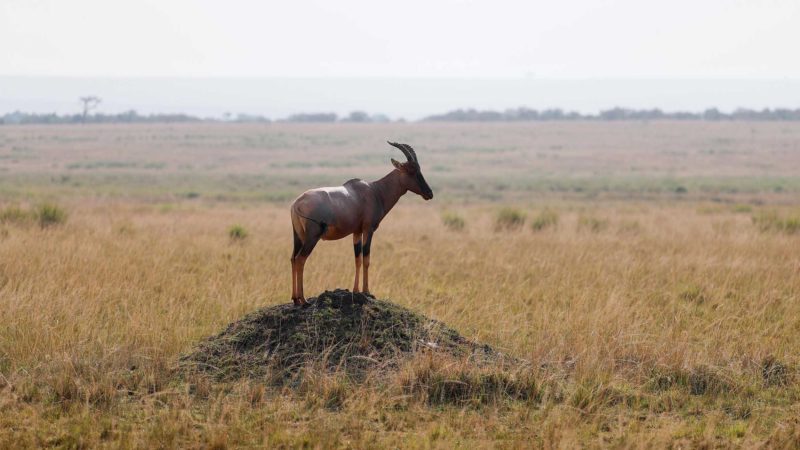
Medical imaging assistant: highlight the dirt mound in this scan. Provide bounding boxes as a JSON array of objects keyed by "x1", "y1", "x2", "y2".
[{"x1": 180, "y1": 289, "x2": 506, "y2": 382}]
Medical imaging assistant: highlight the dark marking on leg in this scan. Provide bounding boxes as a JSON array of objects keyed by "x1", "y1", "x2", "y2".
[
  {"x1": 353, "y1": 241, "x2": 362, "y2": 257},
  {"x1": 363, "y1": 234, "x2": 373, "y2": 256}
]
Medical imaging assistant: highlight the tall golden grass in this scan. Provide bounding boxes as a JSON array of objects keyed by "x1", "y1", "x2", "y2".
[{"x1": 1, "y1": 199, "x2": 799, "y2": 447}]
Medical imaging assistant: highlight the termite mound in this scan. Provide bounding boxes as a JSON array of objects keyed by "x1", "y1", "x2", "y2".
[{"x1": 179, "y1": 289, "x2": 513, "y2": 383}]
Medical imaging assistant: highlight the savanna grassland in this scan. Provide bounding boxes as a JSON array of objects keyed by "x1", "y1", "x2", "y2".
[{"x1": 1, "y1": 122, "x2": 800, "y2": 448}]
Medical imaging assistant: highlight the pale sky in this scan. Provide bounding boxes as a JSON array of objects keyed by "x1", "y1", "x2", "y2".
[{"x1": 2, "y1": 0, "x2": 800, "y2": 78}]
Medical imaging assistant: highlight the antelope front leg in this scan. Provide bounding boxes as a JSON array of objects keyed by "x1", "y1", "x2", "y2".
[
  {"x1": 362, "y1": 231, "x2": 373, "y2": 296},
  {"x1": 291, "y1": 256, "x2": 297, "y2": 301},
  {"x1": 352, "y1": 234, "x2": 362, "y2": 293}
]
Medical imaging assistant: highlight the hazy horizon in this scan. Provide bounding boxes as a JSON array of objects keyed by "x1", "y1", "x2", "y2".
[{"x1": 4, "y1": 76, "x2": 800, "y2": 120}]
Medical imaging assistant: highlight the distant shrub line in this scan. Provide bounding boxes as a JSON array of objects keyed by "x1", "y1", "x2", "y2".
[
  {"x1": 0, "y1": 110, "x2": 390, "y2": 125},
  {"x1": 5, "y1": 106, "x2": 800, "y2": 125},
  {"x1": 1, "y1": 111, "x2": 204, "y2": 125},
  {"x1": 423, "y1": 107, "x2": 800, "y2": 122}
]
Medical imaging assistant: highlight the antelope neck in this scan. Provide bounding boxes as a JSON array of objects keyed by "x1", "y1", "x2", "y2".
[{"x1": 371, "y1": 169, "x2": 407, "y2": 218}]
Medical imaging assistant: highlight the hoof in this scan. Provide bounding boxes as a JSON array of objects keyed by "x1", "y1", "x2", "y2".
[{"x1": 293, "y1": 298, "x2": 308, "y2": 307}]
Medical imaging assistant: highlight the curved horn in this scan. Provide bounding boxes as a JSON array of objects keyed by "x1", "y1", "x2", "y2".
[
  {"x1": 401, "y1": 143, "x2": 418, "y2": 163},
  {"x1": 387, "y1": 141, "x2": 418, "y2": 163}
]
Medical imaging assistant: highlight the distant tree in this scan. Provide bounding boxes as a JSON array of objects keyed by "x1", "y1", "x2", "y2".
[
  {"x1": 702, "y1": 108, "x2": 722, "y2": 121},
  {"x1": 539, "y1": 109, "x2": 565, "y2": 120},
  {"x1": 235, "y1": 113, "x2": 270, "y2": 123},
  {"x1": 79, "y1": 96, "x2": 101, "y2": 122},
  {"x1": 370, "y1": 113, "x2": 391, "y2": 123},
  {"x1": 344, "y1": 111, "x2": 370, "y2": 122},
  {"x1": 284, "y1": 112, "x2": 338, "y2": 123},
  {"x1": 599, "y1": 107, "x2": 628, "y2": 120},
  {"x1": 120, "y1": 110, "x2": 138, "y2": 122}
]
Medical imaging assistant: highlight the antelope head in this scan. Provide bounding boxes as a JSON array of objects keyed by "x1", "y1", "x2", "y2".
[{"x1": 387, "y1": 141, "x2": 433, "y2": 200}]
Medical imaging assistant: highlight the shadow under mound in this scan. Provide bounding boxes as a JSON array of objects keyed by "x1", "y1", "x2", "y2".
[{"x1": 179, "y1": 289, "x2": 509, "y2": 383}]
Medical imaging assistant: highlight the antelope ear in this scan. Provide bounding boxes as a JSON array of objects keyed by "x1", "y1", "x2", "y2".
[{"x1": 391, "y1": 158, "x2": 404, "y2": 170}]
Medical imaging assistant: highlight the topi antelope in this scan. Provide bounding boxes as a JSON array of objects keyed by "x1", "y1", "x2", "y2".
[{"x1": 289, "y1": 142, "x2": 433, "y2": 305}]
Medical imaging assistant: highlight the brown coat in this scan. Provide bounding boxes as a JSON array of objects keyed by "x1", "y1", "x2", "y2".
[{"x1": 289, "y1": 142, "x2": 433, "y2": 304}]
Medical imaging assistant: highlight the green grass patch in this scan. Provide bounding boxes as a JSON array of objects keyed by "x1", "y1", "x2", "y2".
[
  {"x1": 0, "y1": 204, "x2": 35, "y2": 225},
  {"x1": 577, "y1": 215, "x2": 608, "y2": 233},
  {"x1": 37, "y1": 203, "x2": 67, "y2": 228},
  {"x1": 530, "y1": 209, "x2": 559, "y2": 231},
  {"x1": 228, "y1": 224, "x2": 248, "y2": 241},
  {"x1": 752, "y1": 211, "x2": 800, "y2": 234},
  {"x1": 495, "y1": 208, "x2": 526, "y2": 231},
  {"x1": 441, "y1": 211, "x2": 466, "y2": 231}
]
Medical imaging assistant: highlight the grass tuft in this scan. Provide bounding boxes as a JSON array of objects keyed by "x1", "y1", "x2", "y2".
[
  {"x1": 228, "y1": 224, "x2": 248, "y2": 241},
  {"x1": 495, "y1": 207, "x2": 526, "y2": 231},
  {"x1": 752, "y1": 211, "x2": 800, "y2": 234},
  {"x1": 577, "y1": 215, "x2": 608, "y2": 233},
  {"x1": 530, "y1": 208, "x2": 559, "y2": 231},
  {"x1": 762, "y1": 356, "x2": 791, "y2": 386},
  {"x1": 688, "y1": 366, "x2": 736, "y2": 395},
  {"x1": 0, "y1": 205, "x2": 35, "y2": 225},
  {"x1": 398, "y1": 356, "x2": 538, "y2": 406},
  {"x1": 441, "y1": 211, "x2": 466, "y2": 231},
  {"x1": 36, "y1": 203, "x2": 67, "y2": 228},
  {"x1": 648, "y1": 365, "x2": 737, "y2": 396},
  {"x1": 678, "y1": 284, "x2": 707, "y2": 304}
]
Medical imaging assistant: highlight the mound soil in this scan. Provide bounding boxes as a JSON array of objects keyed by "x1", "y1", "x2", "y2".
[{"x1": 180, "y1": 289, "x2": 504, "y2": 382}]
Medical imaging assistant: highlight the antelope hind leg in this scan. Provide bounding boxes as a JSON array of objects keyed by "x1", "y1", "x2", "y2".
[
  {"x1": 352, "y1": 234, "x2": 362, "y2": 293},
  {"x1": 291, "y1": 229, "x2": 302, "y2": 302},
  {"x1": 295, "y1": 220, "x2": 324, "y2": 304}
]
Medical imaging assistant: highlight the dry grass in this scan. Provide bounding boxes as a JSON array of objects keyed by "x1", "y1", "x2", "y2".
[
  {"x1": 1, "y1": 122, "x2": 799, "y2": 447},
  {"x1": 1, "y1": 199, "x2": 799, "y2": 447}
]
